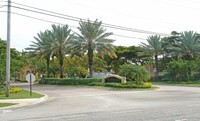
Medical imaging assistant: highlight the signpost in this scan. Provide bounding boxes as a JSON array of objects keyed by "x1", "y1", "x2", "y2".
[{"x1": 26, "y1": 73, "x2": 35, "y2": 96}]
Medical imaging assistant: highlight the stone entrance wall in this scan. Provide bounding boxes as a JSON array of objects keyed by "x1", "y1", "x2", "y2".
[{"x1": 102, "y1": 74, "x2": 126, "y2": 84}]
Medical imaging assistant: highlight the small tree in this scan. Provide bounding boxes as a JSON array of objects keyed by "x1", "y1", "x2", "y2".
[
  {"x1": 166, "y1": 60, "x2": 195, "y2": 81},
  {"x1": 133, "y1": 66, "x2": 150, "y2": 84},
  {"x1": 119, "y1": 64, "x2": 136, "y2": 81},
  {"x1": 119, "y1": 64, "x2": 150, "y2": 84}
]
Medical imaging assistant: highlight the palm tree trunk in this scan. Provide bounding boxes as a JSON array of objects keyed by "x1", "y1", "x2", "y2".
[
  {"x1": 155, "y1": 54, "x2": 159, "y2": 78},
  {"x1": 59, "y1": 50, "x2": 64, "y2": 78},
  {"x1": 88, "y1": 45, "x2": 93, "y2": 78},
  {"x1": 46, "y1": 57, "x2": 50, "y2": 78}
]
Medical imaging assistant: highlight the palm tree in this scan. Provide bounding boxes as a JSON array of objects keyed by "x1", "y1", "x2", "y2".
[
  {"x1": 50, "y1": 24, "x2": 73, "y2": 78},
  {"x1": 26, "y1": 30, "x2": 53, "y2": 78},
  {"x1": 170, "y1": 31, "x2": 200, "y2": 60},
  {"x1": 141, "y1": 35, "x2": 162, "y2": 77},
  {"x1": 73, "y1": 19, "x2": 116, "y2": 78}
]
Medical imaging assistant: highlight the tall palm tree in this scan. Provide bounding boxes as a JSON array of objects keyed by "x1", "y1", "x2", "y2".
[
  {"x1": 73, "y1": 19, "x2": 116, "y2": 78},
  {"x1": 141, "y1": 35, "x2": 162, "y2": 77},
  {"x1": 26, "y1": 30, "x2": 53, "y2": 78},
  {"x1": 51, "y1": 24, "x2": 73, "y2": 78},
  {"x1": 171, "y1": 31, "x2": 200, "y2": 60}
]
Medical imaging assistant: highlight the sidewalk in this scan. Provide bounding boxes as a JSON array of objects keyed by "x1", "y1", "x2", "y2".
[{"x1": 0, "y1": 94, "x2": 48, "y2": 110}]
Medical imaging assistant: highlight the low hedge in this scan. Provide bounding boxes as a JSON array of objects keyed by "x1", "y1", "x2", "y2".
[
  {"x1": 0, "y1": 86, "x2": 23, "y2": 95},
  {"x1": 89, "y1": 82, "x2": 152, "y2": 88},
  {"x1": 39, "y1": 78, "x2": 152, "y2": 89},
  {"x1": 39, "y1": 78, "x2": 102, "y2": 85}
]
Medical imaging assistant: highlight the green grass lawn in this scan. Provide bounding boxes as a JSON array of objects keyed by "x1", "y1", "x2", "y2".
[
  {"x1": 0, "y1": 103, "x2": 17, "y2": 107},
  {"x1": 0, "y1": 90, "x2": 44, "y2": 99}
]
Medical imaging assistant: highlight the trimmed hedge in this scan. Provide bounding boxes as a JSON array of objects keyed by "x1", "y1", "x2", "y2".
[
  {"x1": 105, "y1": 82, "x2": 152, "y2": 88},
  {"x1": 39, "y1": 78, "x2": 102, "y2": 85},
  {"x1": 89, "y1": 82, "x2": 152, "y2": 88}
]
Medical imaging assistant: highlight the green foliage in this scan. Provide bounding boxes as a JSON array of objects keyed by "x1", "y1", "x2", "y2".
[
  {"x1": 119, "y1": 64, "x2": 150, "y2": 84},
  {"x1": 88, "y1": 82, "x2": 105, "y2": 86},
  {"x1": 0, "y1": 86, "x2": 23, "y2": 95},
  {"x1": 26, "y1": 30, "x2": 53, "y2": 78},
  {"x1": 0, "y1": 81, "x2": 5, "y2": 94},
  {"x1": 119, "y1": 64, "x2": 136, "y2": 81},
  {"x1": 0, "y1": 90, "x2": 44, "y2": 99},
  {"x1": 89, "y1": 82, "x2": 152, "y2": 88},
  {"x1": 0, "y1": 39, "x2": 24, "y2": 81},
  {"x1": 115, "y1": 46, "x2": 151, "y2": 65},
  {"x1": 104, "y1": 82, "x2": 152, "y2": 88},
  {"x1": 51, "y1": 24, "x2": 73, "y2": 78},
  {"x1": 76, "y1": 67, "x2": 88, "y2": 78},
  {"x1": 169, "y1": 31, "x2": 200, "y2": 60},
  {"x1": 39, "y1": 78, "x2": 102, "y2": 85},
  {"x1": 66, "y1": 67, "x2": 78, "y2": 78},
  {"x1": 133, "y1": 66, "x2": 150, "y2": 84},
  {"x1": 166, "y1": 60, "x2": 200, "y2": 81},
  {"x1": 141, "y1": 35, "x2": 163, "y2": 77},
  {"x1": 73, "y1": 19, "x2": 116, "y2": 77},
  {"x1": 93, "y1": 57, "x2": 107, "y2": 72}
]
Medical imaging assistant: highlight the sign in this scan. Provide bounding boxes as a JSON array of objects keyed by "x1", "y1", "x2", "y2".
[{"x1": 26, "y1": 73, "x2": 36, "y2": 82}]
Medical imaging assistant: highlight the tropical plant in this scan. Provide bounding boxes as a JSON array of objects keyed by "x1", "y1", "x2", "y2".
[
  {"x1": 50, "y1": 24, "x2": 73, "y2": 78},
  {"x1": 0, "y1": 39, "x2": 24, "y2": 81},
  {"x1": 133, "y1": 66, "x2": 150, "y2": 84},
  {"x1": 166, "y1": 60, "x2": 194, "y2": 81},
  {"x1": 141, "y1": 35, "x2": 163, "y2": 77},
  {"x1": 26, "y1": 30, "x2": 53, "y2": 78},
  {"x1": 73, "y1": 19, "x2": 116, "y2": 77},
  {"x1": 119, "y1": 64, "x2": 150, "y2": 84},
  {"x1": 169, "y1": 31, "x2": 200, "y2": 60},
  {"x1": 119, "y1": 64, "x2": 136, "y2": 81}
]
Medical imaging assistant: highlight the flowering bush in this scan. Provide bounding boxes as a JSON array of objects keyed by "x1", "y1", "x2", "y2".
[
  {"x1": 10, "y1": 86, "x2": 23, "y2": 93},
  {"x1": 0, "y1": 86, "x2": 23, "y2": 95}
]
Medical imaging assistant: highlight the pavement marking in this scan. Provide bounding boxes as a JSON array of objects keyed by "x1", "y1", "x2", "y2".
[
  {"x1": 2, "y1": 109, "x2": 12, "y2": 113},
  {"x1": 175, "y1": 119, "x2": 187, "y2": 121}
]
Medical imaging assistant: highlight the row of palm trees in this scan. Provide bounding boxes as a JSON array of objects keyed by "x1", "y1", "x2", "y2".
[
  {"x1": 141, "y1": 31, "x2": 200, "y2": 77},
  {"x1": 27, "y1": 18, "x2": 200, "y2": 79},
  {"x1": 26, "y1": 19, "x2": 116, "y2": 78}
]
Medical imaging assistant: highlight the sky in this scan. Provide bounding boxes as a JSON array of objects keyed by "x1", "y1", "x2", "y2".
[{"x1": 1, "y1": 0, "x2": 200, "y2": 51}]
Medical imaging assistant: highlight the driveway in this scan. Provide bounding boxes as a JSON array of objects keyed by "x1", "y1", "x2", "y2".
[{"x1": 1, "y1": 82, "x2": 200, "y2": 121}]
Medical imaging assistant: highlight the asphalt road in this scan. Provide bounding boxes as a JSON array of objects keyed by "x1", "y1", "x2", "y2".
[{"x1": 1, "y1": 83, "x2": 200, "y2": 121}]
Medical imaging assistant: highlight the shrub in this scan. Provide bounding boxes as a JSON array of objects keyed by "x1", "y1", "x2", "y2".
[
  {"x1": 119, "y1": 64, "x2": 150, "y2": 84},
  {"x1": 66, "y1": 67, "x2": 88, "y2": 78},
  {"x1": 10, "y1": 87, "x2": 23, "y2": 93},
  {"x1": 39, "y1": 78, "x2": 102, "y2": 85},
  {"x1": 88, "y1": 82, "x2": 105, "y2": 86},
  {"x1": 0, "y1": 86, "x2": 23, "y2": 95},
  {"x1": 166, "y1": 60, "x2": 197, "y2": 82},
  {"x1": 104, "y1": 82, "x2": 152, "y2": 88},
  {"x1": 0, "y1": 81, "x2": 5, "y2": 93},
  {"x1": 133, "y1": 66, "x2": 150, "y2": 84},
  {"x1": 89, "y1": 82, "x2": 152, "y2": 88},
  {"x1": 119, "y1": 64, "x2": 136, "y2": 81}
]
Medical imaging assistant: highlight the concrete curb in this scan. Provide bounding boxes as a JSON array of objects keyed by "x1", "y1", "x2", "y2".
[{"x1": 0, "y1": 94, "x2": 49, "y2": 110}]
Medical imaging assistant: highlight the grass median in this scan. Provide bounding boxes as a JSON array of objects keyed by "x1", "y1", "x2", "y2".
[{"x1": 0, "y1": 90, "x2": 44, "y2": 99}]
